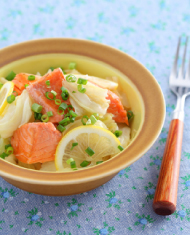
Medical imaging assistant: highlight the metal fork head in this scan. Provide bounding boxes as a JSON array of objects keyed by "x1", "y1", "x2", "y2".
[{"x1": 169, "y1": 37, "x2": 190, "y2": 98}]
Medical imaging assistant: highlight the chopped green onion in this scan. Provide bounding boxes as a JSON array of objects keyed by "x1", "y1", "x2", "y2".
[
  {"x1": 127, "y1": 110, "x2": 134, "y2": 120},
  {"x1": 77, "y1": 84, "x2": 86, "y2": 93},
  {"x1": 66, "y1": 74, "x2": 77, "y2": 83},
  {"x1": 118, "y1": 145, "x2": 124, "y2": 151},
  {"x1": 5, "y1": 71, "x2": 16, "y2": 81},
  {"x1": 66, "y1": 158, "x2": 74, "y2": 165},
  {"x1": 59, "y1": 103, "x2": 68, "y2": 110},
  {"x1": 51, "y1": 90, "x2": 57, "y2": 96},
  {"x1": 0, "y1": 152, "x2": 9, "y2": 159},
  {"x1": 68, "y1": 62, "x2": 76, "y2": 70},
  {"x1": 0, "y1": 83, "x2": 3, "y2": 89},
  {"x1": 85, "y1": 147, "x2": 95, "y2": 156},
  {"x1": 70, "y1": 161, "x2": 76, "y2": 168},
  {"x1": 34, "y1": 112, "x2": 42, "y2": 121},
  {"x1": 72, "y1": 91, "x2": 76, "y2": 93},
  {"x1": 59, "y1": 117, "x2": 70, "y2": 125},
  {"x1": 45, "y1": 80, "x2": 50, "y2": 87},
  {"x1": 64, "y1": 113, "x2": 70, "y2": 118},
  {"x1": 96, "y1": 161, "x2": 103, "y2": 165},
  {"x1": 41, "y1": 114, "x2": 49, "y2": 123},
  {"x1": 5, "y1": 144, "x2": 12, "y2": 150},
  {"x1": 61, "y1": 87, "x2": 67, "y2": 92},
  {"x1": 55, "y1": 99, "x2": 61, "y2": 105},
  {"x1": 47, "y1": 111, "x2": 53, "y2": 117},
  {"x1": 6, "y1": 146, "x2": 14, "y2": 155},
  {"x1": 61, "y1": 87, "x2": 69, "y2": 100},
  {"x1": 77, "y1": 78, "x2": 88, "y2": 85},
  {"x1": 49, "y1": 67, "x2": 54, "y2": 71},
  {"x1": 45, "y1": 91, "x2": 56, "y2": 100},
  {"x1": 80, "y1": 161, "x2": 90, "y2": 167},
  {"x1": 114, "y1": 130, "x2": 122, "y2": 138},
  {"x1": 24, "y1": 84, "x2": 29, "y2": 88},
  {"x1": 70, "y1": 117, "x2": 75, "y2": 123},
  {"x1": 69, "y1": 110, "x2": 77, "y2": 117},
  {"x1": 57, "y1": 124, "x2": 66, "y2": 132},
  {"x1": 71, "y1": 142, "x2": 78, "y2": 150},
  {"x1": 81, "y1": 115, "x2": 89, "y2": 125},
  {"x1": 7, "y1": 94, "x2": 15, "y2": 104},
  {"x1": 67, "y1": 104, "x2": 73, "y2": 109},
  {"x1": 32, "y1": 103, "x2": 43, "y2": 113},
  {"x1": 61, "y1": 92, "x2": 69, "y2": 100},
  {"x1": 86, "y1": 119, "x2": 91, "y2": 125},
  {"x1": 92, "y1": 113, "x2": 99, "y2": 120},
  {"x1": 28, "y1": 75, "x2": 35, "y2": 81},
  {"x1": 90, "y1": 115, "x2": 97, "y2": 125},
  {"x1": 57, "y1": 109, "x2": 64, "y2": 115}
]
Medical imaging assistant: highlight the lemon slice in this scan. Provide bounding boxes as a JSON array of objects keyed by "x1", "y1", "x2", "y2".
[
  {"x1": 55, "y1": 125, "x2": 121, "y2": 171},
  {"x1": 0, "y1": 81, "x2": 14, "y2": 115}
]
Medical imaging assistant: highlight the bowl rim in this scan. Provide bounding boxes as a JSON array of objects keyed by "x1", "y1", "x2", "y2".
[{"x1": 0, "y1": 38, "x2": 166, "y2": 184}]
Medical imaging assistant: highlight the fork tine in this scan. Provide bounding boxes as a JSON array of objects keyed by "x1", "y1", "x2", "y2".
[
  {"x1": 171, "y1": 37, "x2": 181, "y2": 78},
  {"x1": 185, "y1": 55, "x2": 190, "y2": 80},
  {"x1": 179, "y1": 37, "x2": 188, "y2": 78},
  {"x1": 184, "y1": 55, "x2": 190, "y2": 93}
]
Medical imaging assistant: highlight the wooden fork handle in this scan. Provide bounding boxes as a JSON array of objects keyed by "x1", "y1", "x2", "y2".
[{"x1": 153, "y1": 119, "x2": 184, "y2": 215}]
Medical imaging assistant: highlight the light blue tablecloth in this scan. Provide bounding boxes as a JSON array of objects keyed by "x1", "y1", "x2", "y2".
[{"x1": 1, "y1": 1, "x2": 190, "y2": 234}]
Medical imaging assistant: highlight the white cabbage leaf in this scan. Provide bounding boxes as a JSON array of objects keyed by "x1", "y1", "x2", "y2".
[
  {"x1": 100, "y1": 113, "x2": 118, "y2": 132},
  {"x1": 0, "y1": 90, "x2": 33, "y2": 138},
  {"x1": 69, "y1": 97, "x2": 87, "y2": 117},
  {"x1": 63, "y1": 78, "x2": 109, "y2": 116},
  {"x1": 69, "y1": 74, "x2": 118, "y2": 90},
  {"x1": 118, "y1": 124, "x2": 131, "y2": 148}
]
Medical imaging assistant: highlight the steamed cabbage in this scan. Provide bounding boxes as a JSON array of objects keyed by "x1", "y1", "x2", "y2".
[
  {"x1": 63, "y1": 78, "x2": 109, "y2": 115},
  {"x1": 118, "y1": 124, "x2": 131, "y2": 148},
  {"x1": 0, "y1": 90, "x2": 33, "y2": 138},
  {"x1": 69, "y1": 74, "x2": 118, "y2": 90},
  {"x1": 100, "y1": 113, "x2": 118, "y2": 132}
]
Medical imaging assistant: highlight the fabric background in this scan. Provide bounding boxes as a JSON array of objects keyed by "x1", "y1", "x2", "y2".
[{"x1": 0, "y1": 0, "x2": 190, "y2": 234}]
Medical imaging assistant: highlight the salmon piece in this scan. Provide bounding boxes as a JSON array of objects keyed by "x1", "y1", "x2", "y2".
[
  {"x1": 89, "y1": 81, "x2": 129, "y2": 125},
  {"x1": 13, "y1": 73, "x2": 41, "y2": 95},
  {"x1": 106, "y1": 90, "x2": 129, "y2": 125},
  {"x1": 11, "y1": 122, "x2": 62, "y2": 164},
  {"x1": 27, "y1": 68, "x2": 70, "y2": 123}
]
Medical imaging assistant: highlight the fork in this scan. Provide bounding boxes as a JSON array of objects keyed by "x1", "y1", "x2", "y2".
[{"x1": 152, "y1": 37, "x2": 190, "y2": 216}]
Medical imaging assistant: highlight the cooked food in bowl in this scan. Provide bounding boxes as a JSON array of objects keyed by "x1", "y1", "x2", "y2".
[{"x1": 0, "y1": 63, "x2": 134, "y2": 172}]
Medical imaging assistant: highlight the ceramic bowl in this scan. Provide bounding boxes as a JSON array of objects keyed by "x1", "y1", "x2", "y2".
[{"x1": 0, "y1": 38, "x2": 165, "y2": 196}]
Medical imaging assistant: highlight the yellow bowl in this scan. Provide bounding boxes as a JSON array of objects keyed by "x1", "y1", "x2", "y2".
[{"x1": 0, "y1": 38, "x2": 165, "y2": 196}]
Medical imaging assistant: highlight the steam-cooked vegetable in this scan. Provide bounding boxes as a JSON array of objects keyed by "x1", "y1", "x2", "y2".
[
  {"x1": 63, "y1": 77, "x2": 109, "y2": 115},
  {"x1": 0, "y1": 90, "x2": 33, "y2": 138},
  {"x1": 118, "y1": 125, "x2": 131, "y2": 148},
  {"x1": 68, "y1": 74, "x2": 118, "y2": 90}
]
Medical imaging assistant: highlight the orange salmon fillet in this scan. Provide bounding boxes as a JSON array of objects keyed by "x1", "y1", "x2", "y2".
[
  {"x1": 27, "y1": 68, "x2": 70, "y2": 123},
  {"x1": 11, "y1": 122, "x2": 62, "y2": 164},
  {"x1": 13, "y1": 73, "x2": 41, "y2": 95},
  {"x1": 106, "y1": 90, "x2": 129, "y2": 125}
]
